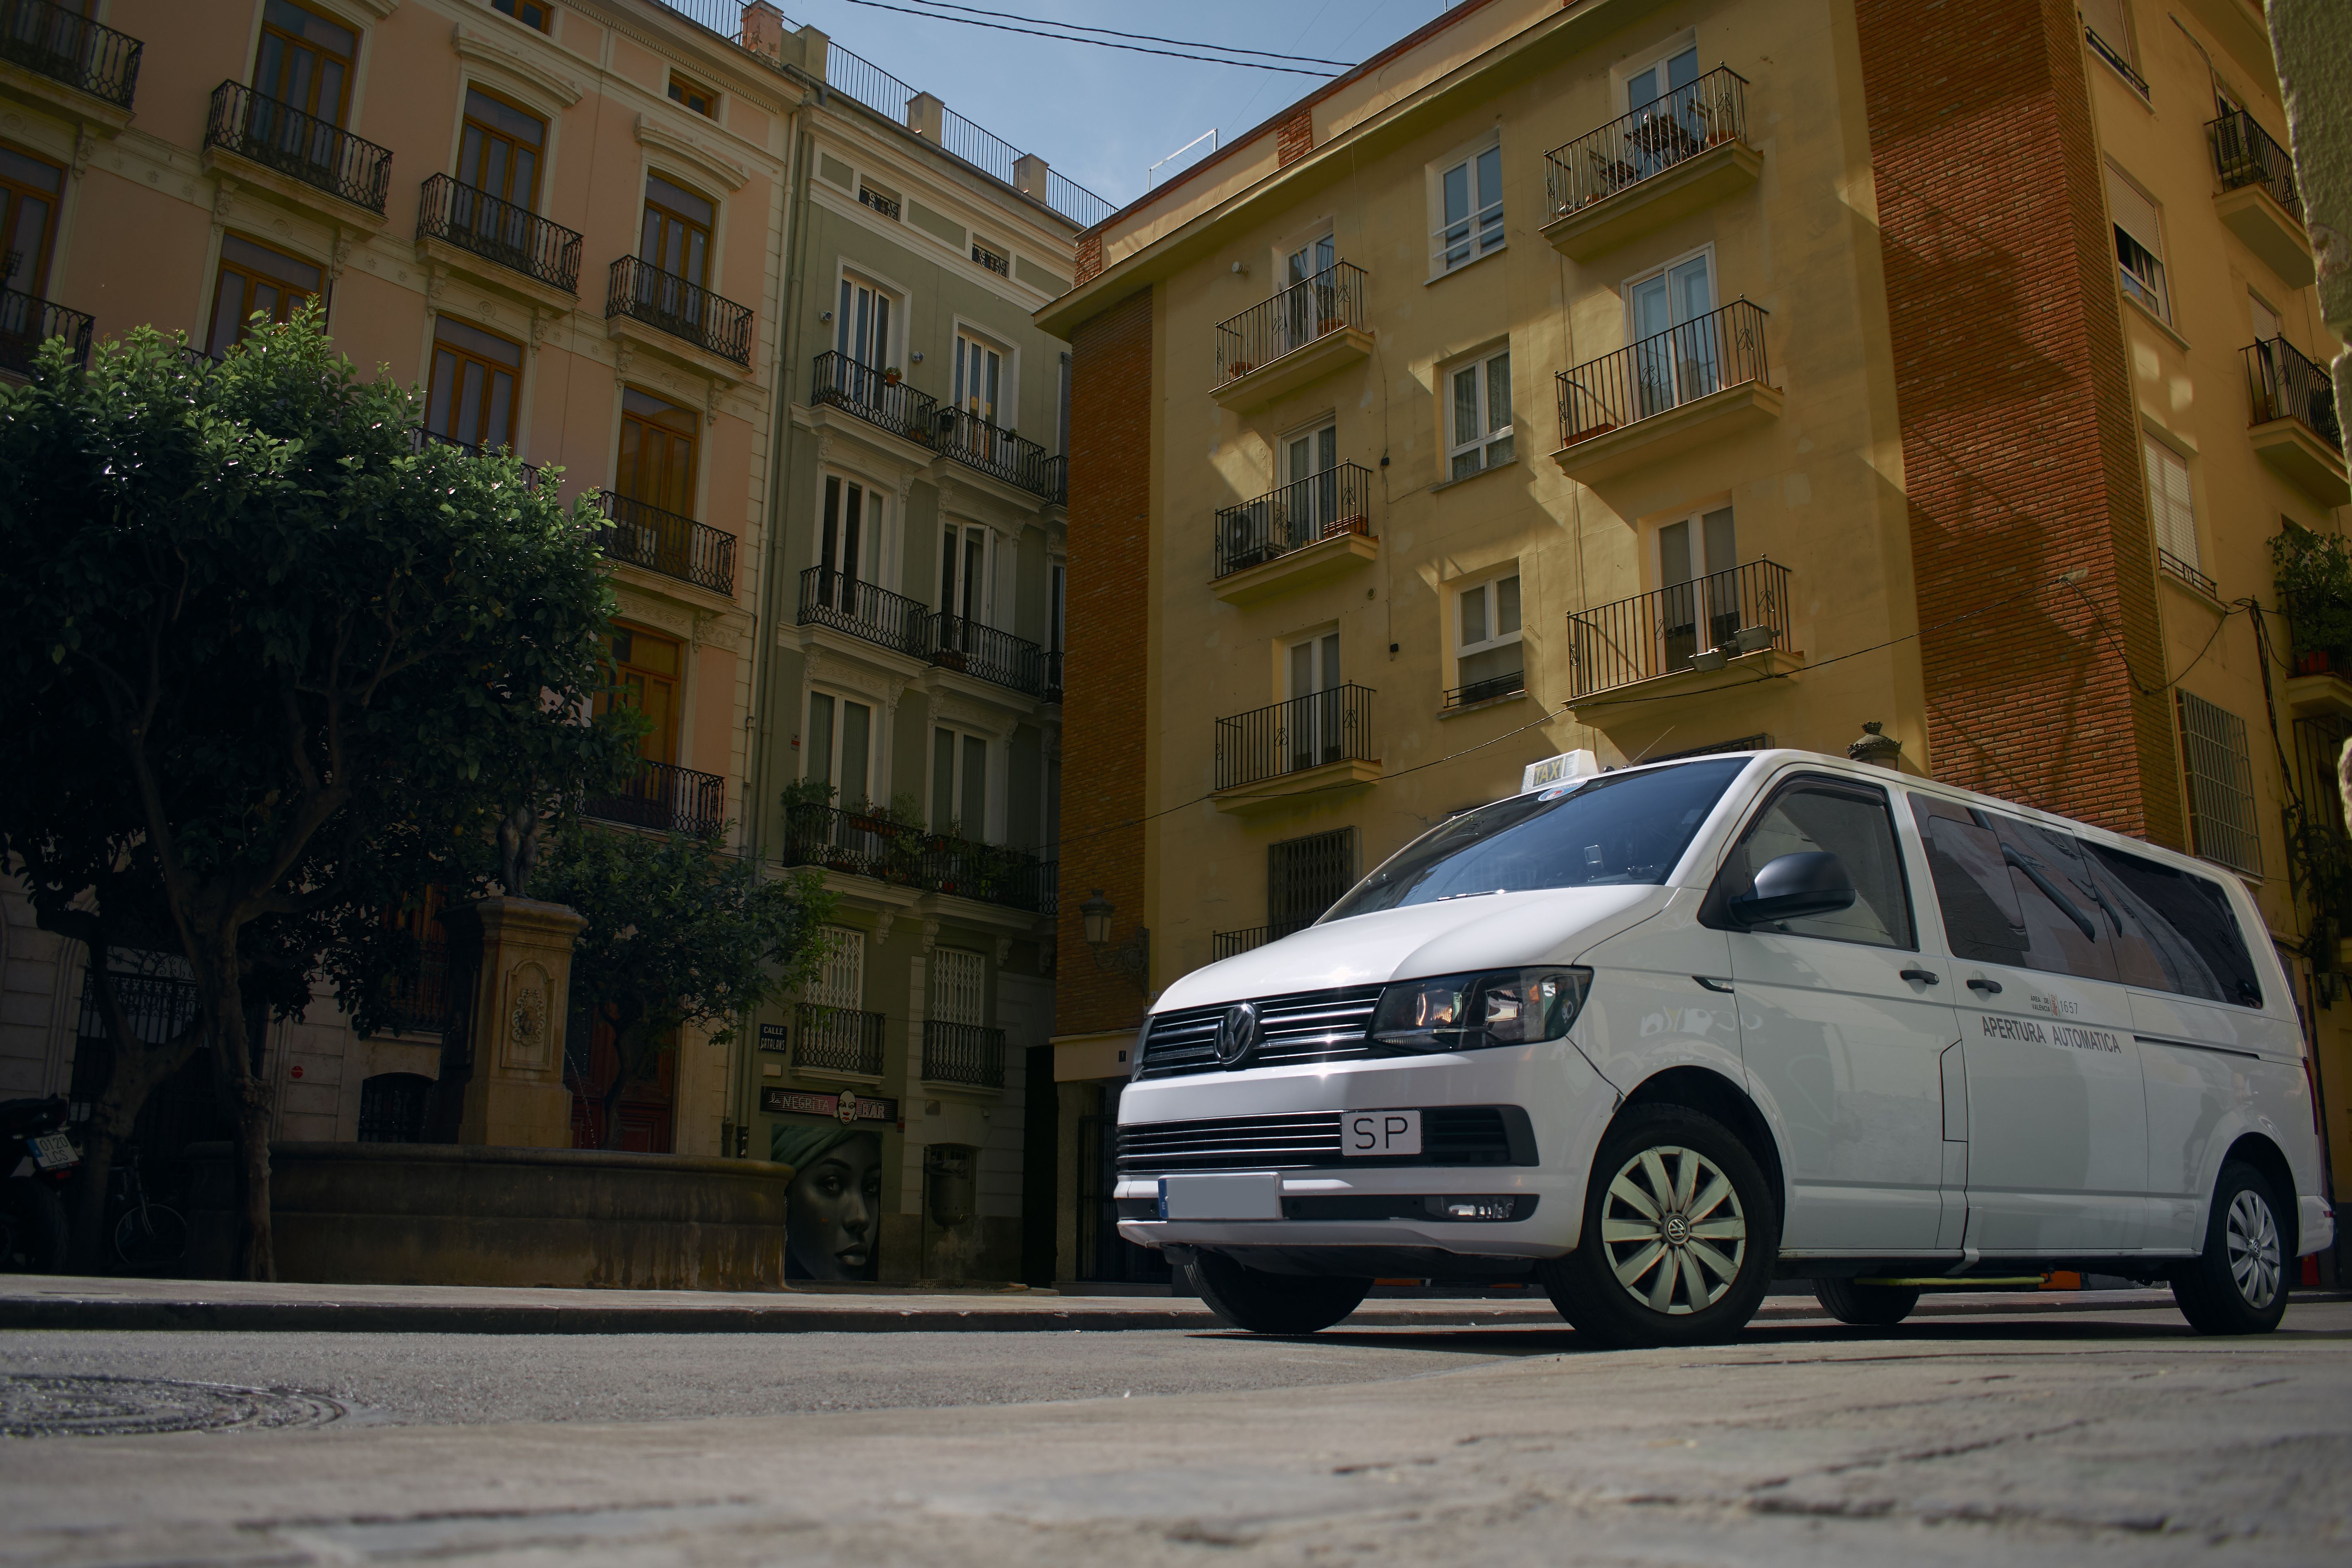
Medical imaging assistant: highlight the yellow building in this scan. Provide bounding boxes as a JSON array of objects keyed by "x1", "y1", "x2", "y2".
[{"x1": 1040, "y1": 0, "x2": 2347, "y2": 1285}]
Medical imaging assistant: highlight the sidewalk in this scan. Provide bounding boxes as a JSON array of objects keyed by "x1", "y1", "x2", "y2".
[{"x1": 0, "y1": 1273, "x2": 2282, "y2": 1334}]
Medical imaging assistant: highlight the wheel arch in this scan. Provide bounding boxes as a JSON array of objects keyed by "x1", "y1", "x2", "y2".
[
  {"x1": 2222, "y1": 1131, "x2": 2300, "y2": 1255},
  {"x1": 1618, "y1": 1064, "x2": 1788, "y2": 1224}
]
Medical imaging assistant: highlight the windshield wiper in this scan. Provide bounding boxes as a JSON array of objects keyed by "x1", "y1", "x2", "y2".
[{"x1": 1433, "y1": 888, "x2": 1507, "y2": 902}]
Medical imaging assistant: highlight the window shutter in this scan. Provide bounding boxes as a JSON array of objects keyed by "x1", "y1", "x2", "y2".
[
  {"x1": 811, "y1": 927, "x2": 865, "y2": 1010},
  {"x1": 2142, "y1": 436, "x2": 2197, "y2": 569},
  {"x1": 2105, "y1": 169, "x2": 2163, "y2": 260},
  {"x1": 929, "y1": 948, "x2": 985, "y2": 1025},
  {"x1": 2081, "y1": 0, "x2": 2133, "y2": 57}
]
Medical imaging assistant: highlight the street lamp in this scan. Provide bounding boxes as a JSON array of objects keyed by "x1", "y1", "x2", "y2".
[{"x1": 1079, "y1": 889, "x2": 1150, "y2": 990}]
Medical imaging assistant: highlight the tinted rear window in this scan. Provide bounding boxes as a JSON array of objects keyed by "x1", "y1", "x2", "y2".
[{"x1": 2082, "y1": 842, "x2": 2264, "y2": 1008}]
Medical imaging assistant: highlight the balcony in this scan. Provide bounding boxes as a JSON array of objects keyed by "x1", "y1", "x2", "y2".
[
  {"x1": 605, "y1": 255, "x2": 752, "y2": 371},
  {"x1": 1553, "y1": 299, "x2": 1778, "y2": 484},
  {"x1": 2209, "y1": 110, "x2": 2313, "y2": 288},
  {"x1": 813, "y1": 350, "x2": 940, "y2": 445},
  {"x1": 1542, "y1": 67, "x2": 1757, "y2": 261},
  {"x1": 599, "y1": 490, "x2": 736, "y2": 598},
  {"x1": 0, "y1": 0, "x2": 140, "y2": 118},
  {"x1": 0, "y1": 286, "x2": 90, "y2": 377},
  {"x1": 1212, "y1": 262, "x2": 1371, "y2": 413},
  {"x1": 794, "y1": 1001, "x2": 886, "y2": 1078},
  {"x1": 783, "y1": 803, "x2": 1056, "y2": 914},
  {"x1": 586, "y1": 758, "x2": 727, "y2": 836},
  {"x1": 1443, "y1": 667, "x2": 1527, "y2": 710},
  {"x1": 415, "y1": 174, "x2": 582, "y2": 303},
  {"x1": 2244, "y1": 338, "x2": 2349, "y2": 506},
  {"x1": 794, "y1": 567, "x2": 1050, "y2": 699},
  {"x1": 1566, "y1": 559, "x2": 1793, "y2": 702},
  {"x1": 1212, "y1": 463, "x2": 1377, "y2": 605},
  {"x1": 934, "y1": 404, "x2": 1066, "y2": 503},
  {"x1": 922, "y1": 1019, "x2": 1005, "y2": 1090},
  {"x1": 204, "y1": 81, "x2": 391, "y2": 219},
  {"x1": 1213, "y1": 685, "x2": 1378, "y2": 812},
  {"x1": 930, "y1": 611, "x2": 1048, "y2": 694},
  {"x1": 414, "y1": 427, "x2": 541, "y2": 488}
]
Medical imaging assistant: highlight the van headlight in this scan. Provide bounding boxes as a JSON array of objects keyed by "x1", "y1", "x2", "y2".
[{"x1": 1370, "y1": 967, "x2": 1591, "y2": 1053}]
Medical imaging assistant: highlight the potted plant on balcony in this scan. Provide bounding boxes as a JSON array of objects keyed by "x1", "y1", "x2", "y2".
[
  {"x1": 2273, "y1": 523, "x2": 2352, "y2": 679},
  {"x1": 882, "y1": 365, "x2": 902, "y2": 386}
]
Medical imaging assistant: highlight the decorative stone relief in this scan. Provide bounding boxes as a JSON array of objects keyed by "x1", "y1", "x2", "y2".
[
  {"x1": 995, "y1": 938, "x2": 1013, "y2": 967},
  {"x1": 920, "y1": 918, "x2": 941, "y2": 952},
  {"x1": 501, "y1": 960, "x2": 554, "y2": 1072},
  {"x1": 873, "y1": 912, "x2": 897, "y2": 947}
]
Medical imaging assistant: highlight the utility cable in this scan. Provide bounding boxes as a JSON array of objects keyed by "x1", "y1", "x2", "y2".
[
  {"x1": 903, "y1": 0, "x2": 1358, "y2": 66},
  {"x1": 832, "y1": 0, "x2": 1342, "y2": 74}
]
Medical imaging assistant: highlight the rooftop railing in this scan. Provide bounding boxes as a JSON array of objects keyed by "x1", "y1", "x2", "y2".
[
  {"x1": 1214, "y1": 462, "x2": 1373, "y2": 578},
  {"x1": 1565, "y1": 558, "x2": 1791, "y2": 699},
  {"x1": 1215, "y1": 262, "x2": 1368, "y2": 388},
  {"x1": 586, "y1": 758, "x2": 727, "y2": 836},
  {"x1": 921, "y1": 1019, "x2": 1005, "y2": 1089},
  {"x1": 599, "y1": 490, "x2": 736, "y2": 596},
  {"x1": 205, "y1": 80, "x2": 391, "y2": 214},
  {"x1": 1215, "y1": 685, "x2": 1375, "y2": 792},
  {"x1": 1556, "y1": 298, "x2": 1770, "y2": 448},
  {"x1": 606, "y1": 255, "x2": 753, "y2": 367},
  {"x1": 2209, "y1": 109, "x2": 2303, "y2": 223},
  {"x1": 783, "y1": 802, "x2": 1055, "y2": 913},
  {"x1": 416, "y1": 174, "x2": 582, "y2": 294},
  {"x1": 0, "y1": 286, "x2": 91, "y2": 377},
  {"x1": 0, "y1": 0, "x2": 141, "y2": 110},
  {"x1": 1544, "y1": 66, "x2": 1749, "y2": 219},
  {"x1": 794, "y1": 1001, "x2": 885, "y2": 1077},
  {"x1": 2245, "y1": 336, "x2": 2344, "y2": 453}
]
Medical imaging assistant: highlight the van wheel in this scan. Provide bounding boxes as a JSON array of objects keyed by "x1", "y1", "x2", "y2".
[
  {"x1": 1539, "y1": 1106, "x2": 1779, "y2": 1349},
  {"x1": 2172, "y1": 1161, "x2": 2289, "y2": 1335},
  {"x1": 1189, "y1": 1252, "x2": 1371, "y2": 1334},
  {"x1": 1813, "y1": 1277, "x2": 1921, "y2": 1327}
]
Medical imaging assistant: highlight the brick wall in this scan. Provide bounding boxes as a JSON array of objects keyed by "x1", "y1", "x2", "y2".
[
  {"x1": 1855, "y1": 0, "x2": 2183, "y2": 846},
  {"x1": 1056, "y1": 288, "x2": 1154, "y2": 1038}
]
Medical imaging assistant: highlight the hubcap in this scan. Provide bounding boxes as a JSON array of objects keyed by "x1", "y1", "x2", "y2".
[
  {"x1": 2226, "y1": 1187, "x2": 2282, "y2": 1311},
  {"x1": 1599, "y1": 1144, "x2": 1747, "y2": 1315}
]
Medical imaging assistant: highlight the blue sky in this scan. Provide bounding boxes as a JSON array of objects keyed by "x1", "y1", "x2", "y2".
[{"x1": 782, "y1": 0, "x2": 1451, "y2": 209}]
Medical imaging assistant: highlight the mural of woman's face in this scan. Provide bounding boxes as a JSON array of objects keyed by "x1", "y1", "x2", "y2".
[{"x1": 784, "y1": 1133, "x2": 883, "y2": 1280}]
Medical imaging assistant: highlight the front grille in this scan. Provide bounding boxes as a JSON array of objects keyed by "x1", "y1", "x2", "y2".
[
  {"x1": 1137, "y1": 984, "x2": 1382, "y2": 1078},
  {"x1": 1116, "y1": 1106, "x2": 1534, "y2": 1175}
]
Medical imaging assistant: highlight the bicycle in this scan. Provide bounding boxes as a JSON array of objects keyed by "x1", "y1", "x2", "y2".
[{"x1": 108, "y1": 1156, "x2": 187, "y2": 1271}]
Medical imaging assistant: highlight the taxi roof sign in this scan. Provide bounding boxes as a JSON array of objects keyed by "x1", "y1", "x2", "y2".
[{"x1": 1521, "y1": 750, "x2": 1601, "y2": 795}]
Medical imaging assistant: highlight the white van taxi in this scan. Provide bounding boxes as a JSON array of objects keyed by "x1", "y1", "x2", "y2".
[{"x1": 1117, "y1": 749, "x2": 2333, "y2": 1346}]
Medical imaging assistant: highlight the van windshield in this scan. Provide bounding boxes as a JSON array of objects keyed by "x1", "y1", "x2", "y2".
[{"x1": 1324, "y1": 758, "x2": 1750, "y2": 921}]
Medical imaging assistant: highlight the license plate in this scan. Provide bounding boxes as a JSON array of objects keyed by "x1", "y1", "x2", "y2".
[
  {"x1": 1158, "y1": 1172, "x2": 1283, "y2": 1220},
  {"x1": 1342, "y1": 1110, "x2": 1422, "y2": 1157},
  {"x1": 28, "y1": 1132, "x2": 76, "y2": 1170}
]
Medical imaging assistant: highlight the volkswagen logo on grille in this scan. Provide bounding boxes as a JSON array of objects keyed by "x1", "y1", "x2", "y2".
[{"x1": 1215, "y1": 1001, "x2": 1260, "y2": 1067}]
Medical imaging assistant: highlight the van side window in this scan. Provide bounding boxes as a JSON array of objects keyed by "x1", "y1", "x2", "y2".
[
  {"x1": 1716, "y1": 780, "x2": 1915, "y2": 948},
  {"x1": 2083, "y1": 843, "x2": 2264, "y2": 1008},
  {"x1": 1909, "y1": 797, "x2": 2116, "y2": 980}
]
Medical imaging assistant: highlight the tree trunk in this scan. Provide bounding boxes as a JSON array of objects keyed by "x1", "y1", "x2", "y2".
[
  {"x1": 203, "y1": 971, "x2": 275, "y2": 1282},
  {"x1": 62, "y1": 1030, "x2": 200, "y2": 1275}
]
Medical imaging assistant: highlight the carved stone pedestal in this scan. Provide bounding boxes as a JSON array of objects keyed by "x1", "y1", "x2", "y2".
[{"x1": 441, "y1": 897, "x2": 588, "y2": 1149}]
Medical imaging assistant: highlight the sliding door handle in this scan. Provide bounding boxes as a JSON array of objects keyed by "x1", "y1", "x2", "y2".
[
  {"x1": 1966, "y1": 976, "x2": 2002, "y2": 995},
  {"x1": 1899, "y1": 968, "x2": 1940, "y2": 985}
]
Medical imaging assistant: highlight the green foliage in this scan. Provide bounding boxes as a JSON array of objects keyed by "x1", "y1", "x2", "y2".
[
  {"x1": 2271, "y1": 522, "x2": 2352, "y2": 659},
  {"x1": 535, "y1": 824, "x2": 834, "y2": 1148}
]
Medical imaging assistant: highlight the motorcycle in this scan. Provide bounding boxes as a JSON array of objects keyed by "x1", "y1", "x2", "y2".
[{"x1": 1, "y1": 1096, "x2": 78, "y2": 1273}]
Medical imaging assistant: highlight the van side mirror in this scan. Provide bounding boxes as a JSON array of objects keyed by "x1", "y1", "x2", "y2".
[{"x1": 1729, "y1": 851, "x2": 1856, "y2": 927}]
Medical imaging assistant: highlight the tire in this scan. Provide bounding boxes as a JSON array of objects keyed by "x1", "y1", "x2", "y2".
[
  {"x1": 1189, "y1": 1252, "x2": 1372, "y2": 1334},
  {"x1": 1539, "y1": 1105, "x2": 1780, "y2": 1349},
  {"x1": 112, "y1": 1203, "x2": 189, "y2": 1270},
  {"x1": 2171, "y1": 1160, "x2": 2290, "y2": 1335},
  {"x1": 0, "y1": 1177, "x2": 69, "y2": 1273},
  {"x1": 1813, "y1": 1277, "x2": 1921, "y2": 1327}
]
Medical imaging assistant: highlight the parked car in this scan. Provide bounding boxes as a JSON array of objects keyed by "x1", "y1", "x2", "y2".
[{"x1": 1117, "y1": 750, "x2": 2333, "y2": 1345}]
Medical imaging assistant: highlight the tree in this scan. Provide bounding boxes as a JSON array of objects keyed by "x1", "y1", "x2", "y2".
[
  {"x1": 534, "y1": 824, "x2": 834, "y2": 1149},
  {"x1": 0, "y1": 314, "x2": 633, "y2": 1277}
]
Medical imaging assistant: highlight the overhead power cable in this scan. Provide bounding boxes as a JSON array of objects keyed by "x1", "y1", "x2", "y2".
[
  {"x1": 904, "y1": 0, "x2": 1358, "y2": 67},
  {"x1": 833, "y1": 0, "x2": 1342, "y2": 74}
]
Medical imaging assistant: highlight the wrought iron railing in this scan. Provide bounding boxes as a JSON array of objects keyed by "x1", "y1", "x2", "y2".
[
  {"x1": 1544, "y1": 66, "x2": 1749, "y2": 219},
  {"x1": 934, "y1": 403, "x2": 1063, "y2": 500},
  {"x1": 413, "y1": 426, "x2": 541, "y2": 487},
  {"x1": 2085, "y1": 26, "x2": 2149, "y2": 98},
  {"x1": 813, "y1": 350, "x2": 939, "y2": 440},
  {"x1": 1444, "y1": 667, "x2": 1527, "y2": 709},
  {"x1": 929, "y1": 611, "x2": 1046, "y2": 694},
  {"x1": 205, "y1": 80, "x2": 391, "y2": 214},
  {"x1": 0, "y1": 286, "x2": 91, "y2": 377},
  {"x1": 0, "y1": 0, "x2": 140, "y2": 109},
  {"x1": 416, "y1": 173, "x2": 582, "y2": 294},
  {"x1": 1211, "y1": 927, "x2": 1270, "y2": 960},
  {"x1": 76, "y1": 969, "x2": 200, "y2": 1047},
  {"x1": 1214, "y1": 463, "x2": 1373, "y2": 577},
  {"x1": 2209, "y1": 109, "x2": 2303, "y2": 224},
  {"x1": 1215, "y1": 261, "x2": 1368, "y2": 388},
  {"x1": 585, "y1": 758, "x2": 727, "y2": 836},
  {"x1": 783, "y1": 804, "x2": 1054, "y2": 913},
  {"x1": 797, "y1": 566, "x2": 928, "y2": 655},
  {"x1": 2245, "y1": 337, "x2": 2343, "y2": 453},
  {"x1": 1043, "y1": 649, "x2": 1064, "y2": 704},
  {"x1": 1215, "y1": 685, "x2": 1376, "y2": 791},
  {"x1": 2158, "y1": 548, "x2": 2219, "y2": 600},
  {"x1": 1566, "y1": 558, "x2": 1790, "y2": 699},
  {"x1": 1556, "y1": 298, "x2": 1770, "y2": 447},
  {"x1": 794, "y1": 1001, "x2": 886, "y2": 1077},
  {"x1": 809, "y1": 353, "x2": 1064, "y2": 503},
  {"x1": 605, "y1": 255, "x2": 752, "y2": 367},
  {"x1": 598, "y1": 490, "x2": 736, "y2": 596},
  {"x1": 922, "y1": 1018, "x2": 1006, "y2": 1089}
]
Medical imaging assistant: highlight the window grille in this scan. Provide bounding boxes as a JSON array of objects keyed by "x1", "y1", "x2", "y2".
[
  {"x1": 972, "y1": 242, "x2": 1008, "y2": 276},
  {"x1": 2178, "y1": 691, "x2": 2262, "y2": 876},
  {"x1": 357, "y1": 1073, "x2": 432, "y2": 1143},
  {"x1": 858, "y1": 186, "x2": 900, "y2": 220},
  {"x1": 929, "y1": 946, "x2": 986, "y2": 1025},
  {"x1": 1268, "y1": 827, "x2": 1357, "y2": 937}
]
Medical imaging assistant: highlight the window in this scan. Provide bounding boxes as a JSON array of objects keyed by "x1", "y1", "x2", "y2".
[
  {"x1": 2250, "y1": 291, "x2": 2281, "y2": 346},
  {"x1": 939, "y1": 521, "x2": 993, "y2": 627},
  {"x1": 425, "y1": 317, "x2": 523, "y2": 451},
  {"x1": 1281, "y1": 421, "x2": 1340, "y2": 538},
  {"x1": 2142, "y1": 434, "x2": 2199, "y2": 577},
  {"x1": 641, "y1": 174, "x2": 714, "y2": 285},
  {"x1": 2083, "y1": 842, "x2": 2264, "y2": 1007},
  {"x1": 1049, "y1": 562, "x2": 1065, "y2": 655},
  {"x1": 1276, "y1": 231, "x2": 1337, "y2": 351},
  {"x1": 253, "y1": 0, "x2": 356, "y2": 124},
  {"x1": 1447, "y1": 348, "x2": 1513, "y2": 478},
  {"x1": 2178, "y1": 691, "x2": 2261, "y2": 875},
  {"x1": 491, "y1": 0, "x2": 553, "y2": 31},
  {"x1": 931, "y1": 726, "x2": 987, "y2": 834},
  {"x1": 1432, "y1": 141, "x2": 1503, "y2": 274},
  {"x1": 971, "y1": 239, "x2": 1008, "y2": 276},
  {"x1": 953, "y1": 328, "x2": 1005, "y2": 422},
  {"x1": 1284, "y1": 629, "x2": 1344, "y2": 773},
  {"x1": 1628, "y1": 250, "x2": 1718, "y2": 413},
  {"x1": 601, "y1": 623, "x2": 682, "y2": 765},
  {"x1": 1269, "y1": 827, "x2": 1356, "y2": 938},
  {"x1": 836, "y1": 272, "x2": 895, "y2": 367},
  {"x1": 817, "y1": 473, "x2": 877, "y2": 590},
  {"x1": 457, "y1": 87, "x2": 545, "y2": 209},
  {"x1": 2081, "y1": 0, "x2": 2142, "y2": 86},
  {"x1": 0, "y1": 143, "x2": 63, "y2": 297},
  {"x1": 858, "y1": 183, "x2": 900, "y2": 221},
  {"x1": 616, "y1": 388, "x2": 698, "y2": 516},
  {"x1": 1711, "y1": 781, "x2": 1914, "y2": 949},
  {"x1": 2107, "y1": 169, "x2": 2168, "y2": 322},
  {"x1": 1657, "y1": 505, "x2": 1738, "y2": 670},
  {"x1": 929, "y1": 946, "x2": 984, "y2": 1026},
  {"x1": 357, "y1": 1073, "x2": 431, "y2": 1143},
  {"x1": 805, "y1": 691, "x2": 873, "y2": 806},
  {"x1": 1454, "y1": 571, "x2": 1524, "y2": 703},
  {"x1": 1623, "y1": 42, "x2": 1701, "y2": 181},
  {"x1": 1910, "y1": 796, "x2": 2118, "y2": 980},
  {"x1": 205, "y1": 233, "x2": 322, "y2": 357},
  {"x1": 800, "y1": 927, "x2": 870, "y2": 1070},
  {"x1": 811, "y1": 927, "x2": 866, "y2": 1010},
  {"x1": 667, "y1": 73, "x2": 717, "y2": 118}
]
